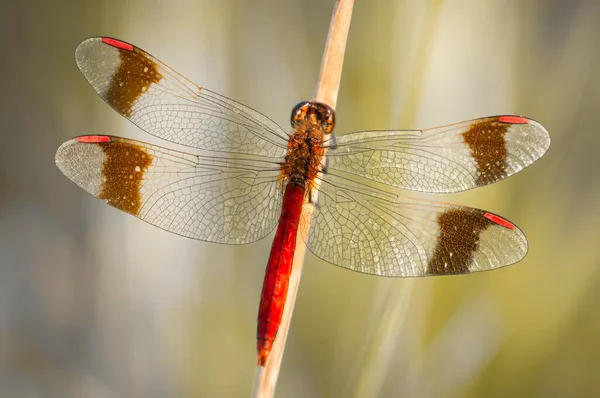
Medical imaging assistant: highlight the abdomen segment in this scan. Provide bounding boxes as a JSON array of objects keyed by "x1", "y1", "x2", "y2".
[{"x1": 257, "y1": 184, "x2": 305, "y2": 366}]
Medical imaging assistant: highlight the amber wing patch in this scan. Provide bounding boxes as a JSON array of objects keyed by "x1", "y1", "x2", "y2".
[
  {"x1": 427, "y1": 209, "x2": 495, "y2": 275},
  {"x1": 97, "y1": 140, "x2": 153, "y2": 215},
  {"x1": 104, "y1": 46, "x2": 163, "y2": 117},
  {"x1": 462, "y1": 120, "x2": 509, "y2": 186}
]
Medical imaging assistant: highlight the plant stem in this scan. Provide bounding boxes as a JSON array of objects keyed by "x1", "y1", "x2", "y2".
[{"x1": 252, "y1": 1, "x2": 354, "y2": 397}]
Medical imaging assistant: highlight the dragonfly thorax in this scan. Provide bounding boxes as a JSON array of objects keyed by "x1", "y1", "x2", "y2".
[
  {"x1": 281, "y1": 121, "x2": 326, "y2": 189},
  {"x1": 282, "y1": 102, "x2": 335, "y2": 189}
]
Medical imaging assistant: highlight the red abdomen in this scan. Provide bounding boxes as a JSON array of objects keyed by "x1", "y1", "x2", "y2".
[{"x1": 257, "y1": 184, "x2": 305, "y2": 366}]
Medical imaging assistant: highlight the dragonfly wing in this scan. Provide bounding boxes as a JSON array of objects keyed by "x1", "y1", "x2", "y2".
[
  {"x1": 301, "y1": 174, "x2": 527, "y2": 277},
  {"x1": 56, "y1": 135, "x2": 282, "y2": 244},
  {"x1": 75, "y1": 37, "x2": 289, "y2": 158},
  {"x1": 327, "y1": 116, "x2": 550, "y2": 193}
]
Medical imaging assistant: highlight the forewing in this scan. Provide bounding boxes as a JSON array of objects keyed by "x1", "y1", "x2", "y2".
[
  {"x1": 327, "y1": 116, "x2": 550, "y2": 193},
  {"x1": 301, "y1": 174, "x2": 527, "y2": 277},
  {"x1": 56, "y1": 135, "x2": 282, "y2": 244},
  {"x1": 75, "y1": 37, "x2": 288, "y2": 158}
]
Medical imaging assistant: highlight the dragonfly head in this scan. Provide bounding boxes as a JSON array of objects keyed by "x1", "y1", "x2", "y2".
[{"x1": 291, "y1": 101, "x2": 336, "y2": 134}]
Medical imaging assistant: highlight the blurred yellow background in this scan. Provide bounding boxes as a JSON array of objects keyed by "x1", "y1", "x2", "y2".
[{"x1": 1, "y1": 0, "x2": 599, "y2": 397}]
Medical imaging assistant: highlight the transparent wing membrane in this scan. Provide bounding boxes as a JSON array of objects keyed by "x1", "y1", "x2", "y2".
[
  {"x1": 56, "y1": 136, "x2": 282, "y2": 244},
  {"x1": 301, "y1": 174, "x2": 528, "y2": 276},
  {"x1": 328, "y1": 116, "x2": 550, "y2": 193},
  {"x1": 75, "y1": 38, "x2": 289, "y2": 158}
]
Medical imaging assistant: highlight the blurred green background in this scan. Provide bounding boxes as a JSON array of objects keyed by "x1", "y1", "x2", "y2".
[{"x1": 1, "y1": 0, "x2": 599, "y2": 397}]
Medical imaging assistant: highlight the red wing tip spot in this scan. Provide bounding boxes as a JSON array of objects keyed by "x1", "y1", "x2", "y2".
[
  {"x1": 101, "y1": 38, "x2": 134, "y2": 51},
  {"x1": 498, "y1": 116, "x2": 529, "y2": 124},
  {"x1": 484, "y1": 213, "x2": 515, "y2": 229},
  {"x1": 76, "y1": 135, "x2": 111, "y2": 143}
]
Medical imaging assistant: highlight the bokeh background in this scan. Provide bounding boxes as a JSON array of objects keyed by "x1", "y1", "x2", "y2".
[{"x1": 1, "y1": 0, "x2": 599, "y2": 397}]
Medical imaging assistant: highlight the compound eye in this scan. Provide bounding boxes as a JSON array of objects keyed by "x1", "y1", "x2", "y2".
[
  {"x1": 291, "y1": 101, "x2": 311, "y2": 128},
  {"x1": 320, "y1": 103, "x2": 336, "y2": 134}
]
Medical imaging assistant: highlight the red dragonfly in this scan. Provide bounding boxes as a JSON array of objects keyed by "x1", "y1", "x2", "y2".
[{"x1": 56, "y1": 37, "x2": 550, "y2": 366}]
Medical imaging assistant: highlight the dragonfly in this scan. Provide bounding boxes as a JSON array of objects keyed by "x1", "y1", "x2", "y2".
[{"x1": 56, "y1": 37, "x2": 550, "y2": 366}]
